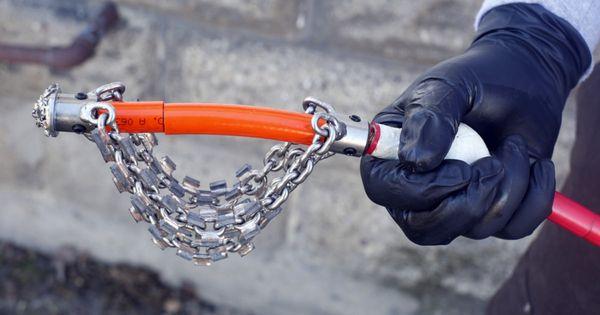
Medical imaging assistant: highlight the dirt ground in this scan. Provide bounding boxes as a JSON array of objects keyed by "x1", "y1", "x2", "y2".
[{"x1": 0, "y1": 241, "x2": 249, "y2": 315}]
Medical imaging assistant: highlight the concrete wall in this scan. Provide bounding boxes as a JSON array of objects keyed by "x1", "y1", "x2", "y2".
[{"x1": 0, "y1": 0, "x2": 577, "y2": 314}]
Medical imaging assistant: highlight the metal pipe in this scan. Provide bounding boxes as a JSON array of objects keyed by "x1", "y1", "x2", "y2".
[{"x1": 0, "y1": 2, "x2": 119, "y2": 69}]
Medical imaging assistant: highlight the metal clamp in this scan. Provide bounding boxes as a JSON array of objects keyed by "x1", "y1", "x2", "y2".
[
  {"x1": 94, "y1": 82, "x2": 125, "y2": 102},
  {"x1": 80, "y1": 102, "x2": 116, "y2": 126},
  {"x1": 303, "y1": 97, "x2": 369, "y2": 157}
]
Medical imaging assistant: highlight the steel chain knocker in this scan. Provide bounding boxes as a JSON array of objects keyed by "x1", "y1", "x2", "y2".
[
  {"x1": 35, "y1": 82, "x2": 340, "y2": 265},
  {"x1": 32, "y1": 81, "x2": 600, "y2": 261}
]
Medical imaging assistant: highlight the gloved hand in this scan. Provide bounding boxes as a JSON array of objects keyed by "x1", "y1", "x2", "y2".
[{"x1": 361, "y1": 3, "x2": 591, "y2": 245}]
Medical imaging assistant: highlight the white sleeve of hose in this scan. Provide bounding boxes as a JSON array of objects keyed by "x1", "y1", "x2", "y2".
[{"x1": 474, "y1": 0, "x2": 600, "y2": 79}]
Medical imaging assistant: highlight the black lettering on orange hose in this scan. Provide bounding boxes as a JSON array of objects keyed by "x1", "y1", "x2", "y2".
[{"x1": 116, "y1": 117, "x2": 134, "y2": 126}]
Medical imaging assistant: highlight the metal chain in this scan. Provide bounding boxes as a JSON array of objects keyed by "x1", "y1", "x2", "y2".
[{"x1": 83, "y1": 84, "x2": 340, "y2": 265}]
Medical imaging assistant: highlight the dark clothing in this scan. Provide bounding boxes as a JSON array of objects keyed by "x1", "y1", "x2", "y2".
[{"x1": 487, "y1": 65, "x2": 600, "y2": 314}]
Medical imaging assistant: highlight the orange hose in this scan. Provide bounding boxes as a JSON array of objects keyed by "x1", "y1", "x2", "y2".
[
  {"x1": 112, "y1": 101, "x2": 164, "y2": 133},
  {"x1": 109, "y1": 102, "x2": 600, "y2": 247},
  {"x1": 110, "y1": 101, "x2": 316, "y2": 145}
]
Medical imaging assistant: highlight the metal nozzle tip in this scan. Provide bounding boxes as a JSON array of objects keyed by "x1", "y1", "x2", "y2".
[{"x1": 32, "y1": 83, "x2": 59, "y2": 137}]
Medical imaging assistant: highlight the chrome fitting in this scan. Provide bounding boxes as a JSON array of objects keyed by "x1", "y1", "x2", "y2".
[
  {"x1": 329, "y1": 113, "x2": 370, "y2": 157},
  {"x1": 32, "y1": 82, "x2": 124, "y2": 137}
]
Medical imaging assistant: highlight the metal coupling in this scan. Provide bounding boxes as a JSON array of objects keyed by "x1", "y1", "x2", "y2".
[
  {"x1": 328, "y1": 113, "x2": 370, "y2": 157},
  {"x1": 32, "y1": 82, "x2": 124, "y2": 137}
]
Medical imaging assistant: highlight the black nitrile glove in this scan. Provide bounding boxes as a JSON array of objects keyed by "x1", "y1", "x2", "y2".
[{"x1": 361, "y1": 4, "x2": 591, "y2": 245}]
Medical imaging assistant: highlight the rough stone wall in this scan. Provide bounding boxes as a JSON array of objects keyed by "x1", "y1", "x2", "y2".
[{"x1": 0, "y1": 0, "x2": 577, "y2": 314}]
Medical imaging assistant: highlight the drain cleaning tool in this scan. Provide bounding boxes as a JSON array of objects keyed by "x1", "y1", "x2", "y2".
[{"x1": 32, "y1": 82, "x2": 600, "y2": 265}]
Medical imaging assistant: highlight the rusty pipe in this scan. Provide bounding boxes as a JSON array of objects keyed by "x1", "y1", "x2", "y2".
[{"x1": 0, "y1": 2, "x2": 119, "y2": 70}]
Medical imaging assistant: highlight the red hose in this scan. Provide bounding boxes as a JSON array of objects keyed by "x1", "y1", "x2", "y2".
[{"x1": 550, "y1": 192, "x2": 600, "y2": 246}]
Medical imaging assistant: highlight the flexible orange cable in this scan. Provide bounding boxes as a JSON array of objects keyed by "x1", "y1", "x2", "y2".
[
  {"x1": 109, "y1": 101, "x2": 600, "y2": 247},
  {"x1": 110, "y1": 101, "x2": 317, "y2": 145}
]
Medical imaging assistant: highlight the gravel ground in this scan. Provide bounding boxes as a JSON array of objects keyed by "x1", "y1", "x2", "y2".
[{"x1": 0, "y1": 242, "x2": 247, "y2": 315}]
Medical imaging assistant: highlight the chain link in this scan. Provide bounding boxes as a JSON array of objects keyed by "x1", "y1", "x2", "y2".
[{"x1": 82, "y1": 84, "x2": 339, "y2": 265}]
